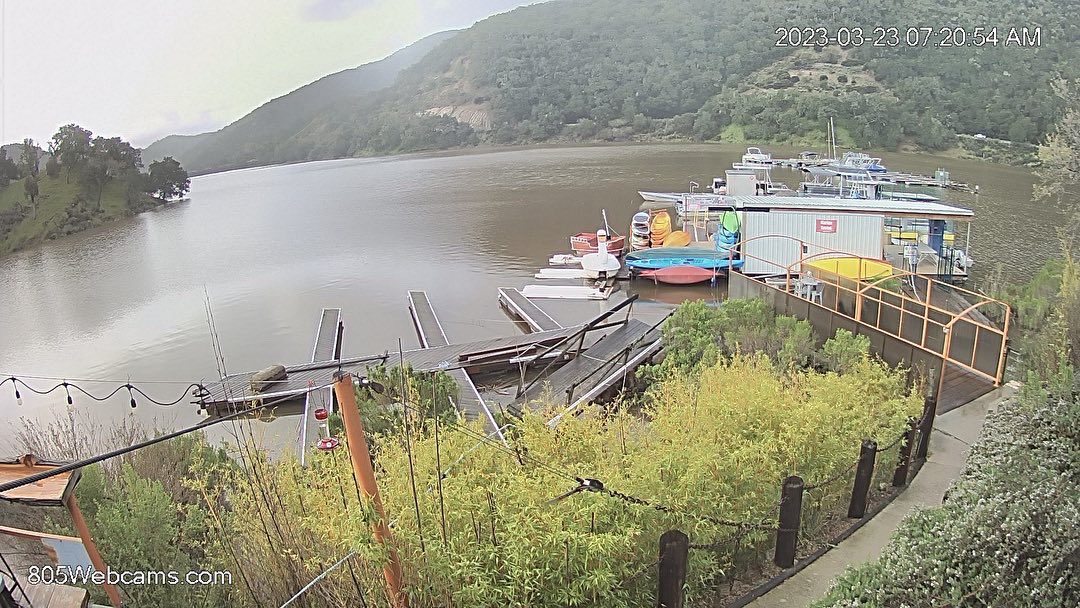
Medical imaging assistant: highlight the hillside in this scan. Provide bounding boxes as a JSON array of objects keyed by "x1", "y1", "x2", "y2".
[
  {"x1": 142, "y1": 30, "x2": 459, "y2": 174},
  {"x1": 145, "y1": 0, "x2": 1080, "y2": 173}
]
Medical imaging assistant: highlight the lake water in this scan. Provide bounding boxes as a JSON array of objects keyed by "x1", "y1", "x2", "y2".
[{"x1": 0, "y1": 144, "x2": 1055, "y2": 450}]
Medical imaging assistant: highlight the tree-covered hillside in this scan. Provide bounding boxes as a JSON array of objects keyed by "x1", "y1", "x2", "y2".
[
  {"x1": 150, "y1": 0, "x2": 1080, "y2": 172},
  {"x1": 141, "y1": 30, "x2": 459, "y2": 174}
]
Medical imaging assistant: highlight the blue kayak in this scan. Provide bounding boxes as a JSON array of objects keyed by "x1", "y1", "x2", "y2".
[{"x1": 627, "y1": 256, "x2": 744, "y2": 270}]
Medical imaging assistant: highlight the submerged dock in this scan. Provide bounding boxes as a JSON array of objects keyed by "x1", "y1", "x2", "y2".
[
  {"x1": 408, "y1": 291, "x2": 504, "y2": 440},
  {"x1": 498, "y1": 288, "x2": 563, "y2": 332}
]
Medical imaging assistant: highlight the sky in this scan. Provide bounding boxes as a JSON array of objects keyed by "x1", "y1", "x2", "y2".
[{"x1": 0, "y1": 0, "x2": 542, "y2": 148}]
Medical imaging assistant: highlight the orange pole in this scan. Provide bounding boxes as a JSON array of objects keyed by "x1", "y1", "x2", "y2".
[
  {"x1": 333, "y1": 373, "x2": 407, "y2": 607},
  {"x1": 66, "y1": 494, "x2": 123, "y2": 606}
]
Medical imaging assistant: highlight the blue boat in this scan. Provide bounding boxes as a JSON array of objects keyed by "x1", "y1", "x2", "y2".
[{"x1": 626, "y1": 248, "x2": 744, "y2": 271}]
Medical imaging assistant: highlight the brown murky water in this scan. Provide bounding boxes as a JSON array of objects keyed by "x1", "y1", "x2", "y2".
[{"x1": 0, "y1": 144, "x2": 1053, "y2": 447}]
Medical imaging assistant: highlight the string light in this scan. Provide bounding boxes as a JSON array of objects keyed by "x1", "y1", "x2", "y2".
[
  {"x1": 0, "y1": 376, "x2": 206, "y2": 408},
  {"x1": 10, "y1": 377, "x2": 21, "y2": 405},
  {"x1": 127, "y1": 384, "x2": 137, "y2": 409},
  {"x1": 64, "y1": 381, "x2": 73, "y2": 405}
]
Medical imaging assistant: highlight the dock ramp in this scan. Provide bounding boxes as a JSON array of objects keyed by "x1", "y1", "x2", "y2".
[
  {"x1": 498, "y1": 288, "x2": 563, "y2": 332},
  {"x1": 408, "y1": 291, "x2": 505, "y2": 441},
  {"x1": 299, "y1": 308, "x2": 342, "y2": 467}
]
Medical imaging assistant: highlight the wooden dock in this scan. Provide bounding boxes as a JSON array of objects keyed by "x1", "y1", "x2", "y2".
[
  {"x1": 200, "y1": 325, "x2": 586, "y2": 412},
  {"x1": 498, "y1": 288, "x2": 563, "y2": 332},
  {"x1": 512, "y1": 318, "x2": 661, "y2": 415},
  {"x1": 299, "y1": 308, "x2": 342, "y2": 466},
  {"x1": 407, "y1": 291, "x2": 504, "y2": 440}
]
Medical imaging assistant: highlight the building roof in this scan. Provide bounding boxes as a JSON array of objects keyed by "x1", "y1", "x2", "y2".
[{"x1": 724, "y1": 195, "x2": 974, "y2": 219}]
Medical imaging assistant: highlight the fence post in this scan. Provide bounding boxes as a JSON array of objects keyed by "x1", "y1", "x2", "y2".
[
  {"x1": 892, "y1": 417, "x2": 919, "y2": 487},
  {"x1": 773, "y1": 475, "x2": 804, "y2": 569},
  {"x1": 657, "y1": 529, "x2": 689, "y2": 608},
  {"x1": 847, "y1": 439, "x2": 877, "y2": 519},
  {"x1": 915, "y1": 394, "x2": 937, "y2": 460}
]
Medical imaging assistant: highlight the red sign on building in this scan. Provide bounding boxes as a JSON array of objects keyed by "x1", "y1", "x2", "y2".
[{"x1": 815, "y1": 219, "x2": 837, "y2": 233}]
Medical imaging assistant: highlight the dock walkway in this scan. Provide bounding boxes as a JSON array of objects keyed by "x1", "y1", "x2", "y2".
[
  {"x1": 201, "y1": 325, "x2": 584, "y2": 412},
  {"x1": 299, "y1": 308, "x2": 342, "y2": 466},
  {"x1": 498, "y1": 288, "x2": 563, "y2": 332},
  {"x1": 513, "y1": 319, "x2": 660, "y2": 414},
  {"x1": 407, "y1": 291, "x2": 503, "y2": 439}
]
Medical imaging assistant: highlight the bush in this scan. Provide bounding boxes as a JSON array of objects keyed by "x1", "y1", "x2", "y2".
[
  {"x1": 814, "y1": 391, "x2": 1080, "y2": 608},
  {"x1": 203, "y1": 354, "x2": 919, "y2": 608},
  {"x1": 822, "y1": 329, "x2": 871, "y2": 373}
]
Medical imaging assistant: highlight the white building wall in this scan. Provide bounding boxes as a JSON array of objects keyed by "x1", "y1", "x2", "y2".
[{"x1": 741, "y1": 211, "x2": 885, "y2": 275}]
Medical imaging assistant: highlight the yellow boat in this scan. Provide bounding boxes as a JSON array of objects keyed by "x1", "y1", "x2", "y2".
[
  {"x1": 662, "y1": 230, "x2": 691, "y2": 247},
  {"x1": 650, "y1": 211, "x2": 672, "y2": 246},
  {"x1": 807, "y1": 257, "x2": 893, "y2": 281}
]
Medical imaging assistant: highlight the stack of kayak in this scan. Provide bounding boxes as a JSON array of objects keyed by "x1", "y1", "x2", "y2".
[
  {"x1": 630, "y1": 212, "x2": 651, "y2": 250},
  {"x1": 713, "y1": 209, "x2": 740, "y2": 255},
  {"x1": 626, "y1": 247, "x2": 744, "y2": 284},
  {"x1": 650, "y1": 211, "x2": 672, "y2": 247}
]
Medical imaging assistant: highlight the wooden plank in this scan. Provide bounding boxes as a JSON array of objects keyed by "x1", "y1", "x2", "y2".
[
  {"x1": 0, "y1": 459, "x2": 80, "y2": 507},
  {"x1": 498, "y1": 288, "x2": 563, "y2": 332},
  {"x1": 521, "y1": 285, "x2": 612, "y2": 300},
  {"x1": 514, "y1": 320, "x2": 654, "y2": 410},
  {"x1": 408, "y1": 291, "x2": 503, "y2": 441},
  {"x1": 535, "y1": 268, "x2": 588, "y2": 280},
  {"x1": 21, "y1": 579, "x2": 89, "y2": 608}
]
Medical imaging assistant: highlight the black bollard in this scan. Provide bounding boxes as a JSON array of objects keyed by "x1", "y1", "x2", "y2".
[
  {"x1": 847, "y1": 439, "x2": 877, "y2": 519},
  {"x1": 916, "y1": 395, "x2": 937, "y2": 460},
  {"x1": 773, "y1": 475, "x2": 804, "y2": 569},
  {"x1": 657, "y1": 530, "x2": 689, "y2": 608},
  {"x1": 893, "y1": 417, "x2": 919, "y2": 487}
]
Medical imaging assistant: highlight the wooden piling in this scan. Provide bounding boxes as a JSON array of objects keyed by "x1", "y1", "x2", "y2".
[
  {"x1": 773, "y1": 475, "x2": 804, "y2": 569},
  {"x1": 892, "y1": 417, "x2": 918, "y2": 487},
  {"x1": 847, "y1": 439, "x2": 877, "y2": 519},
  {"x1": 657, "y1": 530, "x2": 689, "y2": 608}
]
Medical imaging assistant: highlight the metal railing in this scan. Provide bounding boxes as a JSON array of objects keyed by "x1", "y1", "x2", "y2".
[{"x1": 726, "y1": 235, "x2": 1010, "y2": 391}]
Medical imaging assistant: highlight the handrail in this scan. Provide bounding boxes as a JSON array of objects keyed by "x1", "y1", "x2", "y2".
[
  {"x1": 516, "y1": 295, "x2": 639, "y2": 399},
  {"x1": 726, "y1": 235, "x2": 1010, "y2": 386},
  {"x1": 564, "y1": 310, "x2": 672, "y2": 403}
]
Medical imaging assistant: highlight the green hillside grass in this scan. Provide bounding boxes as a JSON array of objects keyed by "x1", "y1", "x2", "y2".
[{"x1": 0, "y1": 175, "x2": 134, "y2": 255}]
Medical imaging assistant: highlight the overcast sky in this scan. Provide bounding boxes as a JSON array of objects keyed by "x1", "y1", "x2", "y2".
[{"x1": 0, "y1": 0, "x2": 541, "y2": 148}]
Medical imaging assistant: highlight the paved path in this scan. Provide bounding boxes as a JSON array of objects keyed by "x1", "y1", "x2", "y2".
[{"x1": 748, "y1": 382, "x2": 1019, "y2": 607}]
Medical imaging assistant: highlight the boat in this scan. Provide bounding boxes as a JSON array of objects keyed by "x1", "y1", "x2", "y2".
[
  {"x1": 570, "y1": 210, "x2": 625, "y2": 256},
  {"x1": 626, "y1": 247, "x2": 743, "y2": 271},
  {"x1": 570, "y1": 231, "x2": 626, "y2": 256},
  {"x1": 805, "y1": 257, "x2": 893, "y2": 281},
  {"x1": 580, "y1": 230, "x2": 622, "y2": 279},
  {"x1": 828, "y1": 152, "x2": 888, "y2": 175},
  {"x1": 638, "y1": 266, "x2": 720, "y2": 285},
  {"x1": 662, "y1": 230, "x2": 691, "y2": 247},
  {"x1": 742, "y1": 147, "x2": 773, "y2": 165},
  {"x1": 650, "y1": 211, "x2": 672, "y2": 247}
]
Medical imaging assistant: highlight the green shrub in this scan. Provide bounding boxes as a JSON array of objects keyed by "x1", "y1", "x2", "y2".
[
  {"x1": 822, "y1": 329, "x2": 871, "y2": 374},
  {"x1": 814, "y1": 391, "x2": 1080, "y2": 608}
]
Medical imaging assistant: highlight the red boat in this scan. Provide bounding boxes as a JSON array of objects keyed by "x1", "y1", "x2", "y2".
[
  {"x1": 570, "y1": 232, "x2": 625, "y2": 257},
  {"x1": 637, "y1": 265, "x2": 719, "y2": 285}
]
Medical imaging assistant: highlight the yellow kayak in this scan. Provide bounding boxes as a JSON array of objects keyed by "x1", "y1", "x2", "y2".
[{"x1": 662, "y1": 230, "x2": 691, "y2": 247}]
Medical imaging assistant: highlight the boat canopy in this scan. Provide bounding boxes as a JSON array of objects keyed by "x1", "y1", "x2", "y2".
[{"x1": 723, "y1": 195, "x2": 973, "y2": 220}]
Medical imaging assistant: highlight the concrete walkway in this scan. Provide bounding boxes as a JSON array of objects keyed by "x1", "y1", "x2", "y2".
[{"x1": 748, "y1": 382, "x2": 1019, "y2": 607}]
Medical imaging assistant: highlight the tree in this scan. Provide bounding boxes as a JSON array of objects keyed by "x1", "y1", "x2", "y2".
[
  {"x1": 50, "y1": 124, "x2": 93, "y2": 182},
  {"x1": 83, "y1": 155, "x2": 110, "y2": 209},
  {"x1": 23, "y1": 175, "x2": 39, "y2": 217},
  {"x1": 45, "y1": 156, "x2": 61, "y2": 178},
  {"x1": 147, "y1": 157, "x2": 190, "y2": 201},
  {"x1": 20, "y1": 138, "x2": 39, "y2": 177},
  {"x1": 0, "y1": 149, "x2": 16, "y2": 187}
]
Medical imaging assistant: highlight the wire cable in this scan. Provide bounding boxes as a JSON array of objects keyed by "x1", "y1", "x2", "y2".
[
  {"x1": 0, "y1": 384, "x2": 332, "y2": 495},
  {"x1": 1, "y1": 376, "x2": 206, "y2": 408}
]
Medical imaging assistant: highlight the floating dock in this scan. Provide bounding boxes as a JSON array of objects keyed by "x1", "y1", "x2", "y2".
[
  {"x1": 498, "y1": 288, "x2": 563, "y2": 332},
  {"x1": 513, "y1": 317, "x2": 662, "y2": 416},
  {"x1": 407, "y1": 291, "x2": 504, "y2": 440},
  {"x1": 299, "y1": 308, "x2": 342, "y2": 466},
  {"x1": 201, "y1": 325, "x2": 586, "y2": 412}
]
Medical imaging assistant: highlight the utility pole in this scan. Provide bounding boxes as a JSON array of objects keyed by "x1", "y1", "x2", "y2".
[{"x1": 332, "y1": 372, "x2": 407, "y2": 607}]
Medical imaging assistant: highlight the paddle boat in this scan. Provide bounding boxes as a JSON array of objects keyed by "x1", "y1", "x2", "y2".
[
  {"x1": 570, "y1": 210, "x2": 625, "y2": 257},
  {"x1": 580, "y1": 230, "x2": 622, "y2": 279}
]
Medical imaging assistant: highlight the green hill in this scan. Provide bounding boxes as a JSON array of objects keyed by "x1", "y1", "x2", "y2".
[
  {"x1": 142, "y1": 30, "x2": 459, "y2": 174},
  {"x1": 145, "y1": 0, "x2": 1080, "y2": 173}
]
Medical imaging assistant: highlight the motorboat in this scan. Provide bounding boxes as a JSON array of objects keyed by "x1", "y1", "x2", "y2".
[{"x1": 742, "y1": 147, "x2": 773, "y2": 165}]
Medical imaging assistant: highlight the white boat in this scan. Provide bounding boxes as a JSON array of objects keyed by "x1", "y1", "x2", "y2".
[
  {"x1": 580, "y1": 230, "x2": 622, "y2": 279},
  {"x1": 828, "y1": 152, "x2": 887, "y2": 175},
  {"x1": 741, "y1": 147, "x2": 773, "y2": 165}
]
